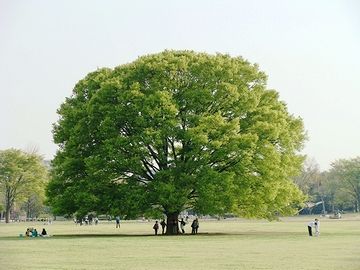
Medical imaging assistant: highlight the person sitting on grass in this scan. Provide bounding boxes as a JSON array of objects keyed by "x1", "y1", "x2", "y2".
[
  {"x1": 40, "y1": 228, "x2": 48, "y2": 237},
  {"x1": 32, "y1": 229, "x2": 38, "y2": 237}
]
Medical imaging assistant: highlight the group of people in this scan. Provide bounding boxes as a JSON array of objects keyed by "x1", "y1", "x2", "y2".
[
  {"x1": 24, "y1": 227, "x2": 48, "y2": 237},
  {"x1": 307, "y1": 218, "x2": 320, "y2": 236},
  {"x1": 75, "y1": 216, "x2": 99, "y2": 226},
  {"x1": 152, "y1": 217, "x2": 200, "y2": 235},
  {"x1": 25, "y1": 216, "x2": 322, "y2": 238}
]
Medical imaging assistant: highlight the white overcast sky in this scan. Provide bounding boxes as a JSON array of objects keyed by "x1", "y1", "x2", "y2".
[{"x1": 0, "y1": 0, "x2": 359, "y2": 171}]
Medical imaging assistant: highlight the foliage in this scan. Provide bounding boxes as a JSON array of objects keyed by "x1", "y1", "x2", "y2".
[
  {"x1": 295, "y1": 157, "x2": 360, "y2": 214},
  {"x1": 294, "y1": 158, "x2": 320, "y2": 197},
  {"x1": 21, "y1": 193, "x2": 46, "y2": 218},
  {"x1": 0, "y1": 149, "x2": 49, "y2": 222},
  {"x1": 47, "y1": 50, "x2": 306, "y2": 222},
  {"x1": 328, "y1": 157, "x2": 360, "y2": 212}
]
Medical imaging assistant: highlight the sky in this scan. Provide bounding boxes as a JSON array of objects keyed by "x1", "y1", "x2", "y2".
[{"x1": 0, "y1": 0, "x2": 359, "y2": 171}]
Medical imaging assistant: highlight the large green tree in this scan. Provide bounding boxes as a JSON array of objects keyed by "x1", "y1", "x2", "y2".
[
  {"x1": 328, "y1": 157, "x2": 360, "y2": 212},
  {"x1": 47, "y1": 51, "x2": 306, "y2": 234},
  {"x1": 0, "y1": 149, "x2": 48, "y2": 223}
]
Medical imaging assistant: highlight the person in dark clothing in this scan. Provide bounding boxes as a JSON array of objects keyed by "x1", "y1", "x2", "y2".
[
  {"x1": 115, "y1": 216, "x2": 121, "y2": 228},
  {"x1": 307, "y1": 219, "x2": 317, "y2": 236},
  {"x1": 195, "y1": 218, "x2": 199, "y2": 234},
  {"x1": 41, "y1": 228, "x2": 47, "y2": 236},
  {"x1": 153, "y1": 221, "x2": 159, "y2": 235},
  {"x1": 191, "y1": 218, "x2": 199, "y2": 234},
  {"x1": 160, "y1": 219, "x2": 167, "y2": 234},
  {"x1": 179, "y1": 218, "x2": 186, "y2": 234}
]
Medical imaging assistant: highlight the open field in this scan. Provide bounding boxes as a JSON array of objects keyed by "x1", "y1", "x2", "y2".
[{"x1": 1, "y1": 215, "x2": 359, "y2": 270}]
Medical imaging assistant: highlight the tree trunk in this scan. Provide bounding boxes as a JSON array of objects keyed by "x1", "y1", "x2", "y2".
[
  {"x1": 321, "y1": 200, "x2": 326, "y2": 215},
  {"x1": 26, "y1": 200, "x2": 32, "y2": 219},
  {"x1": 5, "y1": 203, "x2": 11, "y2": 223},
  {"x1": 5, "y1": 188, "x2": 13, "y2": 223},
  {"x1": 166, "y1": 213, "x2": 179, "y2": 235}
]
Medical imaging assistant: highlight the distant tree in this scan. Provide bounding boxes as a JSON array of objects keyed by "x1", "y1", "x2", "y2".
[
  {"x1": 294, "y1": 159, "x2": 330, "y2": 214},
  {"x1": 0, "y1": 149, "x2": 48, "y2": 223},
  {"x1": 47, "y1": 50, "x2": 306, "y2": 234},
  {"x1": 328, "y1": 157, "x2": 360, "y2": 212},
  {"x1": 294, "y1": 158, "x2": 320, "y2": 196},
  {"x1": 21, "y1": 193, "x2": 46, "y2": 219},
  {"x1": 21, "y1": 161, "x2": 49, "y2": 219}
]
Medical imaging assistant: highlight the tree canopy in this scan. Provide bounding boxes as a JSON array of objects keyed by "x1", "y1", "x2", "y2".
[
  {"x1": 328, "y1": 157, "x2": 360, "y2": 212},
  {"x1": 294, "y1": 157, "x2": 360, "y2": 215},
  {"x1": 47, "y1": 51, "x2": 306, "y2": 233},
  {"x1": 0, "y1": 149, "x2": 48, "y2": 223}
]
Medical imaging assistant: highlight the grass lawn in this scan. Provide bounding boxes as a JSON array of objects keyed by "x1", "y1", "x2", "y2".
[{"x1": 1, "y1": 214, "x2": 359, "y2": 270}]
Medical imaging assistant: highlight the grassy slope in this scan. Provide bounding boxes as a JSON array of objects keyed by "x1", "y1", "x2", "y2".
[{"x1": 0, "y1": 215, "x2": 359, "y2": 270}]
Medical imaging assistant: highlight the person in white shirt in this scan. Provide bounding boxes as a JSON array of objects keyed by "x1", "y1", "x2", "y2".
[{"x1": 307, "y1": 218, "x2": 319, "y2": 236}]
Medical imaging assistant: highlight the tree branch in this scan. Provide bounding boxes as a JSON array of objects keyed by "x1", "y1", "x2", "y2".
[
  {"x1": 146, "y1": 145, "x2": 161, "y2": 169},
  {"x1": 141, "y1": 159, "x2": 155, "y2": 180},
  {"x1": 169, "y1": 138, "x2": 177, "y2": 162}
]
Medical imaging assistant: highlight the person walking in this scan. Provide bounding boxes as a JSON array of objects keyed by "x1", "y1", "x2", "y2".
[
  {"x1": 153, "y1": 221, "x2": 159, "y2": 235},
  {"x1": 179, "y1": 218, "x2": 186, "y2": 234},
  {"x1": 160, "y1": 219, "x2": 167, "y2": 235}
]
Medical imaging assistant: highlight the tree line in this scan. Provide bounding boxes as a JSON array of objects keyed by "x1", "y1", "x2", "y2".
[
  {"x1": 1, "y1": 148, "x2": 359, "y2": 224},
  {"x1": 295, "y1": 157, "x2": 360, "y2": 214}
]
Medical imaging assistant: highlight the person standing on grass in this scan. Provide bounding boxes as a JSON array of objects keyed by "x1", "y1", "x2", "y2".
[
  {"x1": 194, "y1": 218, "x2": 199, "y2": 234},
  {"x1": 115, "y1": 216, "x2": 121, "y2": 228},
  {"x1": 191, "y1": 219, "x2": 196, "y2": 234},
  {"x1": 153, "y1": 220, "x2": 159, "y2": 235},
  {"x1": 160, "y1": 219, "x2": 167, "y2": 234},
  {"x1": 191, "y1": 218, "x2": 199, "y2": 234}
]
